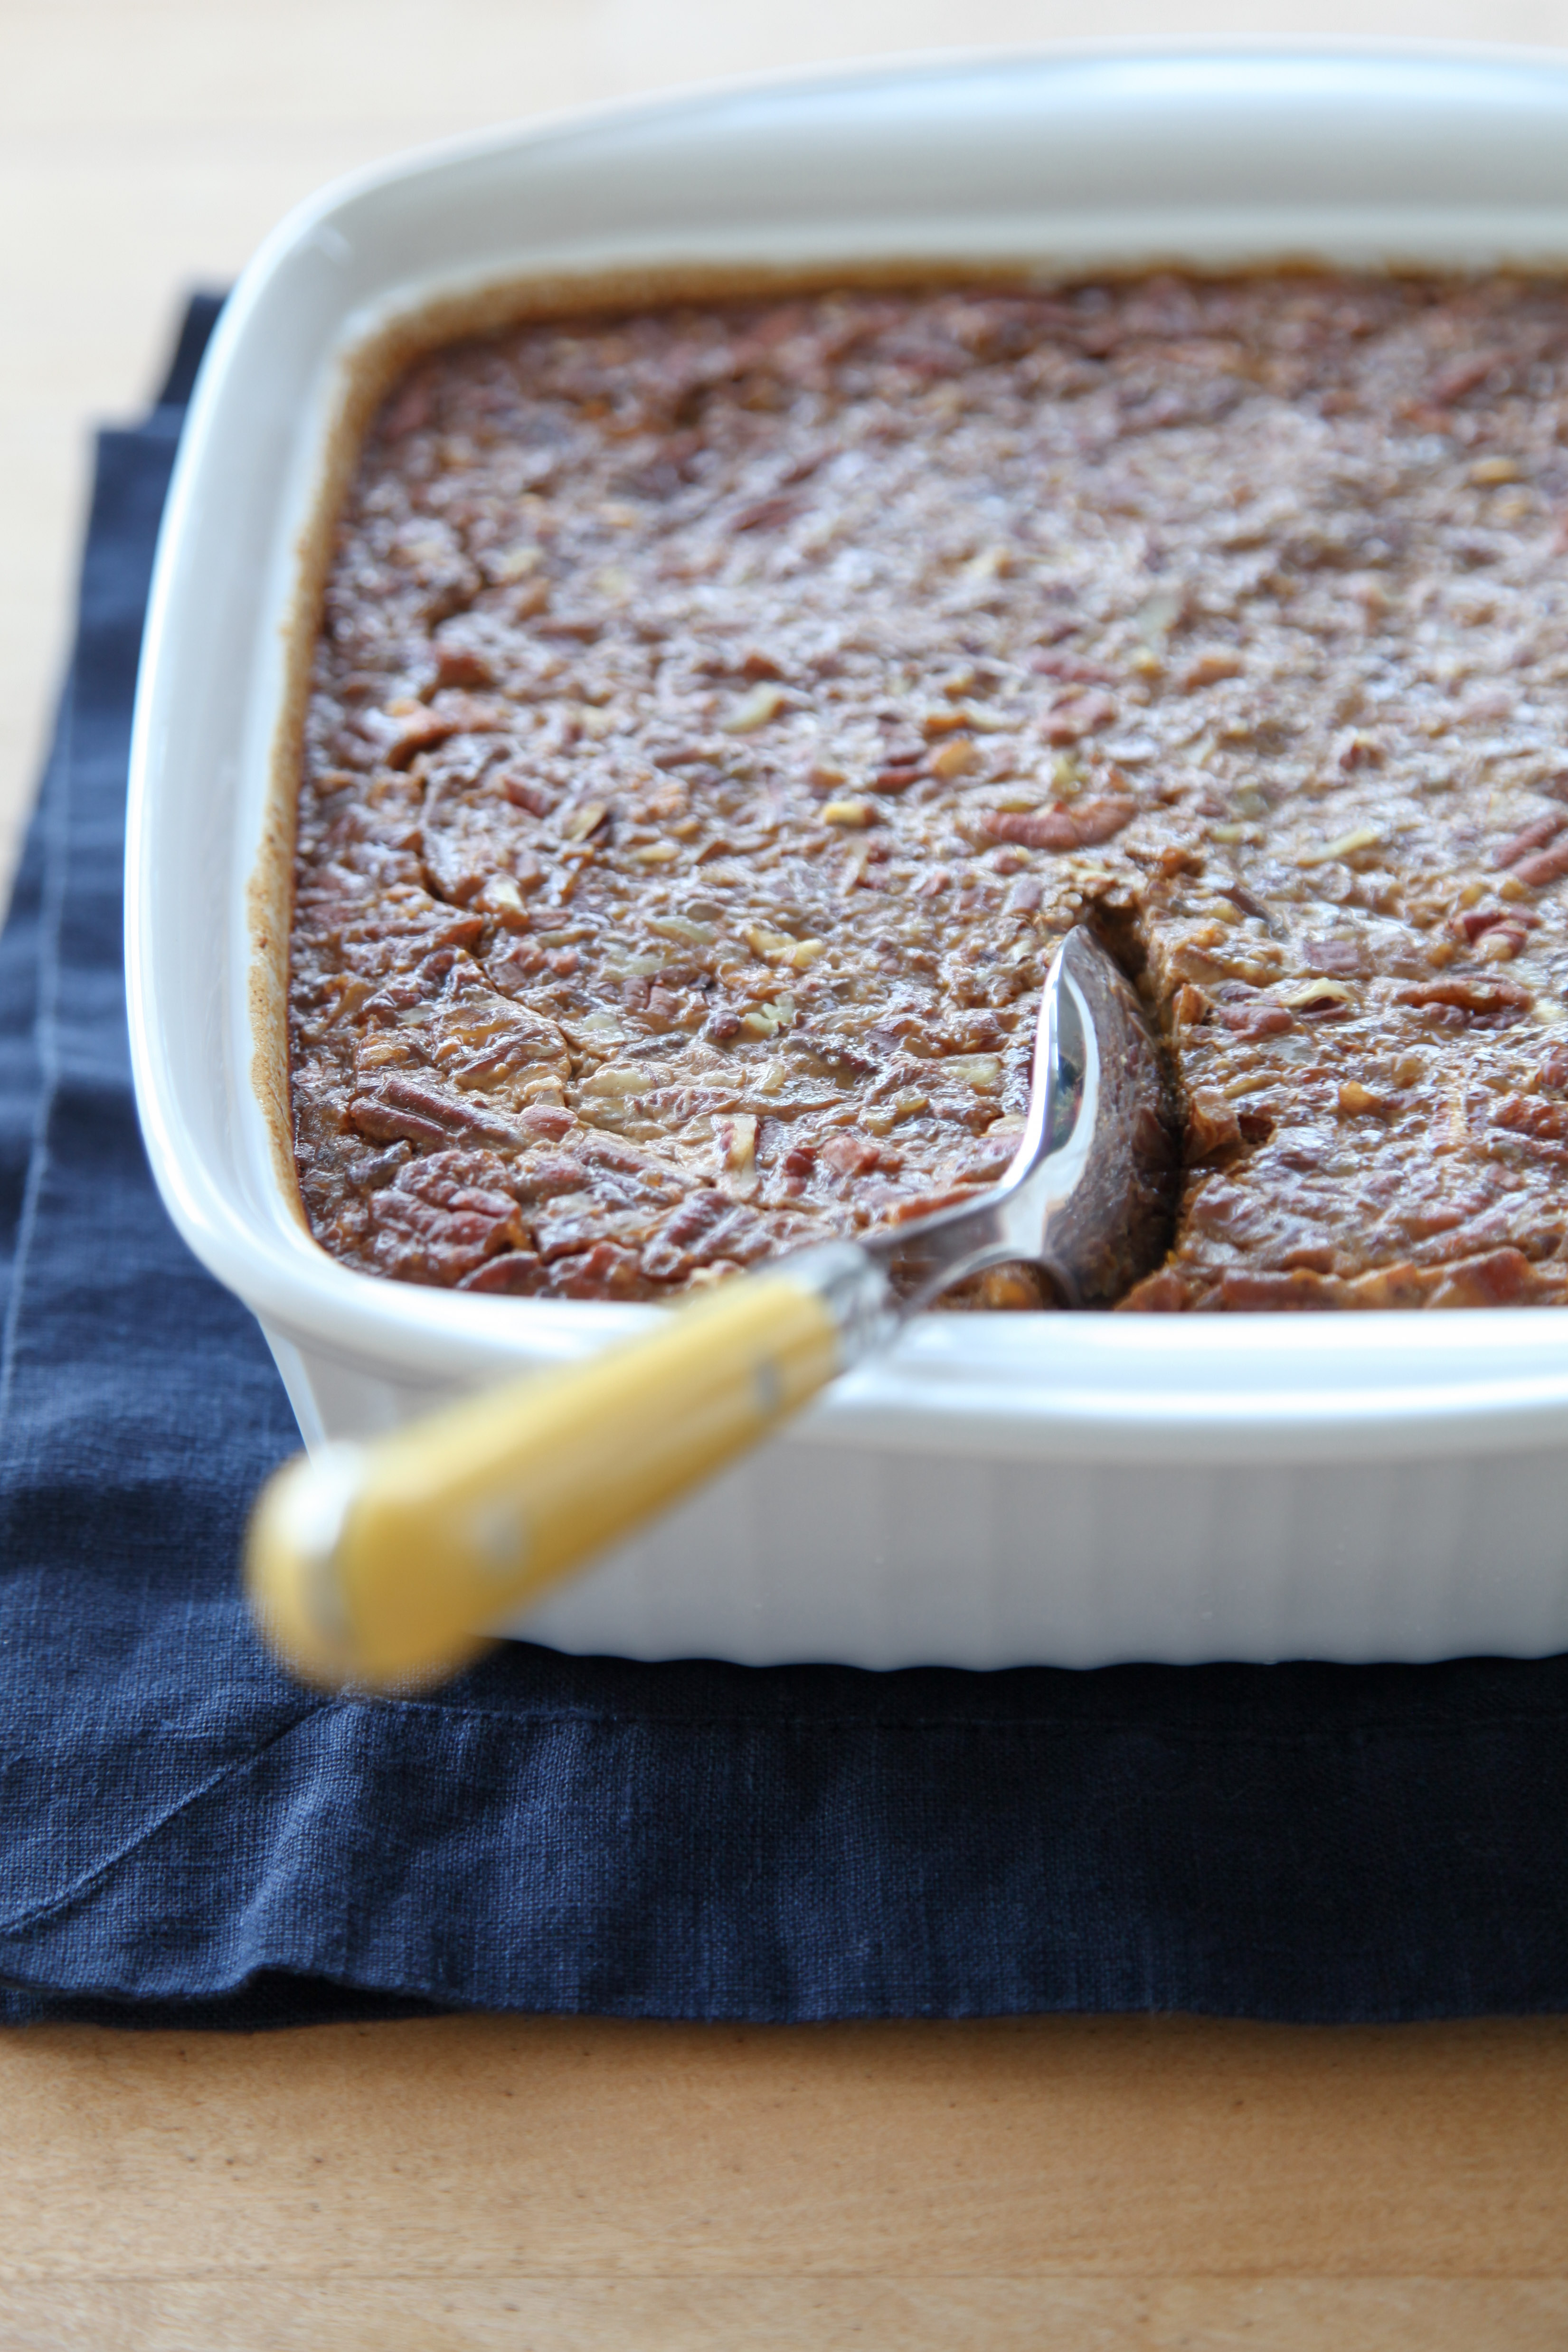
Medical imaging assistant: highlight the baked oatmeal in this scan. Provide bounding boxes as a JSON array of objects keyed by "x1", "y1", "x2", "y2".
[{"x1": 289, "y1": 275, "x2": 1568, "y2": 1309}]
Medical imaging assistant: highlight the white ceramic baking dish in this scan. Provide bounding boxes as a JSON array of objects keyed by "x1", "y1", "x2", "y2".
[{"x1": 127, "y1": 45, "x2": 1568, "y2": 1668}]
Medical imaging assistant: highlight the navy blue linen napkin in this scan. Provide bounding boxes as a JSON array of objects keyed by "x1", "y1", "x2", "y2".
[{"x1": 3, "y1": 299, "x2": 1568, "y2": 2030}]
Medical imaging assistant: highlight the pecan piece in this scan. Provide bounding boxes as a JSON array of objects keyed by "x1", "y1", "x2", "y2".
[
  {"x1": 1512, "y1": 841, "x2": 1568, "y2": 890},
  {"x1": 978, "y1": 796, "x2": 1135, "y2": 852},
  {"x1": 1396, "y1": 977, "x2": 1532, "y2": 1020},
  {"x1": 1493, "y1": 811, "x2": 1566, "y2": 869},
  {"x1": 1492, "y1": 1096, "x2": 1568, "y2": 1144}
]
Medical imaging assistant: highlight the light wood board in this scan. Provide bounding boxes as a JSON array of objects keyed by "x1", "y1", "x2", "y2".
[{"x1": 1, "y1": 2014, "x2": 1568, "y2": 2346}]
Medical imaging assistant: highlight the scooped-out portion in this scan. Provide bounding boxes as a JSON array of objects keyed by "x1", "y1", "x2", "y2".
[{"x1": 289, "y1": 274, "x2": 1568, "y2": 1310}]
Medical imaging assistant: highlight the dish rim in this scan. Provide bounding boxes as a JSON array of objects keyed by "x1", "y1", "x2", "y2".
[{"x1": 125, "y1": 40, "x2": 1568, "y2": 1459}]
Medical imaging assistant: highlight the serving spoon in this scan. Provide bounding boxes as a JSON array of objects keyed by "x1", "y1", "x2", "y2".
[{"x1": 247, "y1": 926, "x2": 1176, "y2": 1691}]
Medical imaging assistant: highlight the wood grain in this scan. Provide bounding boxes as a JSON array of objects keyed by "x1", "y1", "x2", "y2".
[
  {"x1": 9, "y1": 8, "x2": 1568, "y2": 2343},
  {"x1": 1, "y1": 2279, "x2": 1566, "y2": 2352},
  {"x1": 0, "y1": 2014, "x2": 1566, "y2": 2343}
]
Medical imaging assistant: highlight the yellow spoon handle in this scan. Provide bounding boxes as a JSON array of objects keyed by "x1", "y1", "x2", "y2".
[{"x1": 246, "y1": 1242, "x2": 888, "y2": 1691}]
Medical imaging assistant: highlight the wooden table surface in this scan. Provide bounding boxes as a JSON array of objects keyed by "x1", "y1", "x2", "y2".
[{"x1": 8, "y1": 6, "x2": 1568, "y2": 2344}]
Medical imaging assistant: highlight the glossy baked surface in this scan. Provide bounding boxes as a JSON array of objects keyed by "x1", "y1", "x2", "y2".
[{"x1": 290, "y1": 276, "x2": 1568, "y2": 1308}]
